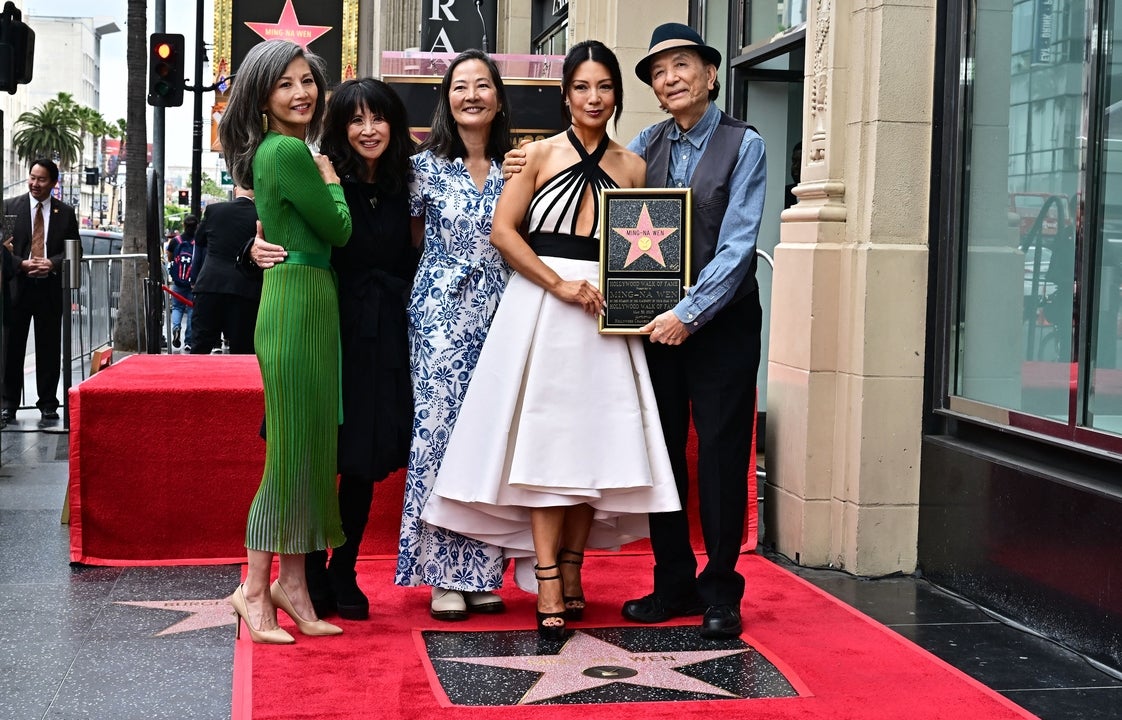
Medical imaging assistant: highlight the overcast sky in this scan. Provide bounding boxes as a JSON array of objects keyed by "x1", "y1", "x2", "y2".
[{"x1": 26, "y1": 0, "x2": 218, "y2": 170}]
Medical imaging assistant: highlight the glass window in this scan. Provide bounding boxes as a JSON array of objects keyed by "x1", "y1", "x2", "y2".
[
  {"x1": 953, "y1": 0, "x2": 1083, "y2": 420},
  {"x1": 1086, "y1": 0, "x2": 1122, "y2": 432},
  {"x1": 533, "y1": 20, "x2": 567, "y2": 55},
  {"x1": 950, "y1": 0, "x2": 1122, "y2": 450}
]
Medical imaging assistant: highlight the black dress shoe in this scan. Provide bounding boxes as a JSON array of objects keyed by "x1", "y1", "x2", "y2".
[
  {"x1": 0, "y1": 409, "x2": 14, "y2": 425},
  {"x1": 41, "y1": 410, "x2": 60, "y2": 421},
  {"x1": 700, "y1": 604, "x2": 742, "y2": 639},
  {"x1": 621, "y1": 593, "x2": 706, "y2": 624},
  {"x1": 330, "y1": 571, "x2": 370, "y2": 621},
  {"x1": 305, "y1": 551, "x2": 337, "y2": 618}
]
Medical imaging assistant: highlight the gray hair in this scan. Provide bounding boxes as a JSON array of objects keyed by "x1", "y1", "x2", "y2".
[{"x1": 219, "y1": 40, "x2": 330, "y2": 189}]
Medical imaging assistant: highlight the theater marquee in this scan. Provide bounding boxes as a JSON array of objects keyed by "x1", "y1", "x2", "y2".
[{"x1": 211, "y1": 0, "x2": 359, "y2": 150}]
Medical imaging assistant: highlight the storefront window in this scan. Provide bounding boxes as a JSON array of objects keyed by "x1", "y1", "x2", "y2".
[
  {"x1": 1086, "y1": 0, "x2": 1122, "y2": 432},
  {"x1": 784, "y1": 0, "x2": 807, "y2": 30},
  {"x1": 534, "y1": 21, "x2": 567, "y2": 55},
  {"x1": 951, "y1": 0, "x2": 1122, "y2": 447},
  {"x1": 953, "y1": 0, "x2": 1083, "y2": 423}
]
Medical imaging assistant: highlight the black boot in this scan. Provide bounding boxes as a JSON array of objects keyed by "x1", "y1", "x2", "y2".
[
  {"x1": 328, "y1": 474, "x2": 373, "y2": 620},
  {"x1": 305, "y1": 550, "x2": 336, "y2": 618}
]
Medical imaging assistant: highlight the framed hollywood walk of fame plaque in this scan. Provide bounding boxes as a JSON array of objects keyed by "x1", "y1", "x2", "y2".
[{"x1": 598, "y1": 188, "x2": 692, "y2": 334}]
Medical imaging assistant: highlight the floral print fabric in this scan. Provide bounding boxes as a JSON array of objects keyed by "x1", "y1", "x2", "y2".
[{"x1": 395, "y1": 150, "x2": 509, "y2": 590}]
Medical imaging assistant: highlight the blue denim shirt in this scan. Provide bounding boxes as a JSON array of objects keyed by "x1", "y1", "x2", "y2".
[{"x1": 628, "y1": 102, "x2": 766, "y2": 331}]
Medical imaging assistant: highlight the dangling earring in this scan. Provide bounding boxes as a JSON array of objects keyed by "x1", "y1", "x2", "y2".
[{"x1": 261, "y1": 113, "x2": 269, "y2": 134}]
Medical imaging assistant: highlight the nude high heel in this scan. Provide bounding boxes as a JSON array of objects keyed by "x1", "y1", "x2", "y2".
[
  {"x1": 228, "y1": 585, "x2": 295, "y2": 644},
  {"x1": 270, "y1": 580, "x2": 343, "y2": 636}
]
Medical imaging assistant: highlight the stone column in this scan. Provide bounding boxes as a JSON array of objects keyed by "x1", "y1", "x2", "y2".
[
  {"x1": 766, "y1": 0, "x2": 935, "y2": 575},
  {"x1": 497, "y1": 0, "x2": 532, "y2": 54}
]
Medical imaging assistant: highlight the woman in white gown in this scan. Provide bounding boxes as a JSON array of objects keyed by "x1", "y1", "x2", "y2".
[{"x1": 421, "y1": 40, "x2": 680, "y2": 639}]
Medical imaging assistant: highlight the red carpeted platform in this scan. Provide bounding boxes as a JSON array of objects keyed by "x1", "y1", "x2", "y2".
[
  {"x1": 68, "y1": 355, "x2": 268, "y2": 565},
  {"x1": 68, "y1": 353, "x2": 756, "y2": 565},
  {"x1": 233, "y1": 554, "x2": 1038, "y2": 720}
]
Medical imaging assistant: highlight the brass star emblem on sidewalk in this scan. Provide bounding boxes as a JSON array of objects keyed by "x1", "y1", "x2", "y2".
[
  {"x1": 116, "y1": 599, "x2": 236, "y2": 637},
  {"x1": 444, "y1": 630, "x2": 750, "y2": 704}
]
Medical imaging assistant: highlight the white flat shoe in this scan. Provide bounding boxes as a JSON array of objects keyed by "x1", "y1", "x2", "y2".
[
  {"x1": 464, "y1": 591, "x2": 505, "y2": 614},
  {"x1": 430, "y1": 587, "x2": 468, "y2": 621}
]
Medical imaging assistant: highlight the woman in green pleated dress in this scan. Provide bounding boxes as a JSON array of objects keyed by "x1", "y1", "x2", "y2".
[{"x1": 218, "y1": 40, "x2": 352, "y2": 644}]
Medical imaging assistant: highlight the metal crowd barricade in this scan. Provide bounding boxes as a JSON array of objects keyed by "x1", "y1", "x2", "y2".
[{"x1": 68, "y1": 252, "x2": 150, "y2": 381}]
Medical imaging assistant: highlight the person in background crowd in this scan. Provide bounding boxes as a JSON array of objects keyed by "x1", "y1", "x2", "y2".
[
  {"x1": 395, "y1": 49, "x2": 512, "y2": 622},
  {"x1": 1, "y1": 158, "x2": 80, "y2": 426},
  {"x1": 189, "y1": 186, "x2": 261, "y2": 354},
  {"x1": 166, "y1": 214, "x2": 198, "y2": 351},
  {"x1": 784, "y1": 141, "x2": 801, "y2": 209}
]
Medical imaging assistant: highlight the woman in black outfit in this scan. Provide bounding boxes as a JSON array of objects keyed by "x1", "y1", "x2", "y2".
[{"x1": 250, "y1": 78, "x2": 417, "y2": 619}]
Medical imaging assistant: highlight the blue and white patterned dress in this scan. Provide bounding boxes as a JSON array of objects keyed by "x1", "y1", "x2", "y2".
[{"x1": 395, "y1": 149, "x2": 509, "y2": 591}]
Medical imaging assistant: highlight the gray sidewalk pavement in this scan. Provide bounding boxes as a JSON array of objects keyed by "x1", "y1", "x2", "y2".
[{"x1": 2, "y1": 422, "x2": 1120, "y2": 719}]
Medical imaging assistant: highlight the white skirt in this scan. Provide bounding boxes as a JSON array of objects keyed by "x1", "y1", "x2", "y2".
[{"x1": 421, "y1": 256, "x2": 681, "y2": 562}]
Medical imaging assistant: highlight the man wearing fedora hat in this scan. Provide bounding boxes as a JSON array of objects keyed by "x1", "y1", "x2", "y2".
[{"x1": 621, "y1": 22, "x2": 766, "y2": 640}]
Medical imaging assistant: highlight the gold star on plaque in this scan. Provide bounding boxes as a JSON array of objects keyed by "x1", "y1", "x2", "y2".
[{"x1": 614, "y1": 203, "x2": 675, "y2": 267}]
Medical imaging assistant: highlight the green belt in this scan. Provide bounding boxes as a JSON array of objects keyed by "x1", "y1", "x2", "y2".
[
  {"x1": 283, "y1": 251, "x2": 331, "y2": 270},
  {"x1": 280, "y1": 251, "x2": 343, "y2": 425}
]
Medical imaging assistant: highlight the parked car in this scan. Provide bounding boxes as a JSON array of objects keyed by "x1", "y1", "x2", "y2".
[{"x1": 79, "y1": 228, "x2": 123, "y2": 257}]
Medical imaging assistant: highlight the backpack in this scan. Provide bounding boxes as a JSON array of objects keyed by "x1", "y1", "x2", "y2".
[{"x1": 171, "y1": 236, "x2": 194, "y2": 287}]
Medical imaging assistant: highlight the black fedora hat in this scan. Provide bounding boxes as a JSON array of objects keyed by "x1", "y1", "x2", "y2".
[{"x1": 635, "y1": 22, "x2": 722, "y2": 86}]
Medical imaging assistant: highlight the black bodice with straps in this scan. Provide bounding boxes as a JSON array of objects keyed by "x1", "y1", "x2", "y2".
[{"x1": 526, "y1": 128, "x2": 620, "y2": 261}]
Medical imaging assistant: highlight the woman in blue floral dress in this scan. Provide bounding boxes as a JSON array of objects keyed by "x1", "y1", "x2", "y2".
[{"x1": 395, "y1": 50, "x2": 513, "y2": 620}]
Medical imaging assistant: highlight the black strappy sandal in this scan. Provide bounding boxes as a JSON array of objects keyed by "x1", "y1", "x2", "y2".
[
  {"x1": 534, "y1": 564, "x2": 567, "y2": 640},
  {"x1": 558, "y1": 548, "x2": 586, "y2": 621}
]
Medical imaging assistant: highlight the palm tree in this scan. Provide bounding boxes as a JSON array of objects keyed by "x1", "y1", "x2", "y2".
[
  {"x1": 114, "y1": 0, "x2": 149, "y2": 351},
  {"x1": 47, "y1": 91, "x2": 77, "y2": 112},
  {"x1": 11, "y1": 103, "x2": 82, "y2": 168},
  {"x1": 84, "y1": 113, "x2": 118, "y2": 226}
]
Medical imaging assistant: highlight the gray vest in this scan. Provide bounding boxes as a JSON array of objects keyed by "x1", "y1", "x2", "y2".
[{"x1": 644, "y1": 111, "x2": 758, "y2": 302}]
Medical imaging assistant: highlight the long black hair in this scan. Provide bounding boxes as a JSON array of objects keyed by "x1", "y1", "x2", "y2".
[
  {"x1": 561, "y1": 40, "x2": 624, "y2": 130},
  {"x1": 419, "y1": 49, "x2": 512, "y2": 161},
  {"x1": 320, "y1": 78, "x2": 415, "y2": 196}
]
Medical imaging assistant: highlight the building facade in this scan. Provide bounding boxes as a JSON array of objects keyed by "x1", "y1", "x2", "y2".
[
  {"x1": 23, "y1": 14, "x2": 119, "y2": 227},
  {"x1": 458, "y1": 0, "x2": 1121, "y2": 670}
]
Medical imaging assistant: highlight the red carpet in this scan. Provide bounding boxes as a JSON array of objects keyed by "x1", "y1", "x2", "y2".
[
  {"x1": 67, "y1": 351, "x2": 756, "y2": 564},
  {"x1": 233, "y1": 553, "x2": 1037, "y2": 719}
]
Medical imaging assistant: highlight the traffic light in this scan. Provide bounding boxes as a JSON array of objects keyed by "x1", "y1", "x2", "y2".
[
  {"x1": 148, "y1": 33, "x2": 184, "y2": 107},
  {"x1": 84, "y1": 166, "x2": 99, "y2": 186},
  {"x1": 177, "y1": 190, "x2": 189, "y2": 206},
  {"x1": 0, "y1": 1, "x2": 35, "y2": 95}
]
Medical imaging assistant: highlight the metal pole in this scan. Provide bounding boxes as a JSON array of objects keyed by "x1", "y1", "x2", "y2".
[
  {"x1": 190, "y1": 0, "x2": 203, "y2": 218},
  {"x1": 154, "y1": 0, "x2": 165, "y2": 212},
  {"x1": 62, "y1": 238, "x2": 81, "y2": 431}
]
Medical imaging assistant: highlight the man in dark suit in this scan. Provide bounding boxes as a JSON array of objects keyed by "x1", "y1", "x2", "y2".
[
  {"x1": 188, "y1": 186, "x2": 261, "y2": 354},
  {"x1": 2, "y1": 158, "x2": 80, "y2": 424}
]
